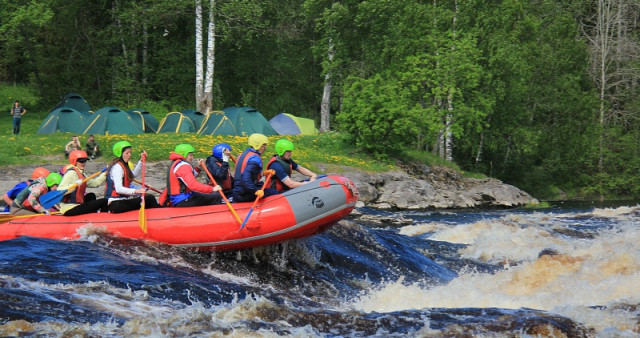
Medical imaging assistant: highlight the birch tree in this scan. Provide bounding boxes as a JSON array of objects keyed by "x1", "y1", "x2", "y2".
[
  {"x1": 195, "y1": 0, "x2": 216, "y2": 115},
  {"x1": 581, "y1": 0, "x2": 640, "y2": 172}
]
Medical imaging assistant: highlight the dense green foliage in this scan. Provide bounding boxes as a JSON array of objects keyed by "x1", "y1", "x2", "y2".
[{"x1": 1, "y1": 0, "x2": 639, "y2": 200}]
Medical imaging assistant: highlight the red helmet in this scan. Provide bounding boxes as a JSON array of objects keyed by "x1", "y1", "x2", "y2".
[
  {"x1": 31, "y1": 167, "x2": 51, "y2": 179},
  {"x1": 69, "y1": 150, "x2": 89, "y2": 165}
]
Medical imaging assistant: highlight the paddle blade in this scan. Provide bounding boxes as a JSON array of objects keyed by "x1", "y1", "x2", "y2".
[
  {"x1": 40, "y1": 189, "x2": 67, "y2": 210},
  {"x1": 0, "y1": 212, "x2": 58, "y2": 224},
  {"x1": 239, "y1": 208, "x2": 253, "y2": 231},
  {"x1": 139, "y1": 199, "x2": 147, "y2": 233},
  {"x1": 0, "y1": 214, "x2": 17, "y2": 223}
]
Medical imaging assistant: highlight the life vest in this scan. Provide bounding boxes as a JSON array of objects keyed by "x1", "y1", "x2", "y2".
[
  {"x1": 105, "y1": 161, "x2": 132, "y2": 197},
  {"x1": 267, "y1": 155, "x2": 293, "y2": 192},
  {"x1": 213, "y1": 161, "x2": 233, "y2": 190},
  {"x1": 167, "y1": 159, "x2": 192, "y2": 195},
  {"x1": 13, "y1": 179, "x2": 44, "y2": 211},
  {"x1": 234, "y1": 149, "x2": 262, "y2": 185},
  {"x1": 62, "y1": 166, "x2": 86, "y2": 204},
  {"x1": 59, "y1": 164, "x2": 73, "y2": 175}
]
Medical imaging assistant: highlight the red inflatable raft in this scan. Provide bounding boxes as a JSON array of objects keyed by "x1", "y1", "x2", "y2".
[{"x1": 0, "y1": 175, "x2": 358, "y2": 251}]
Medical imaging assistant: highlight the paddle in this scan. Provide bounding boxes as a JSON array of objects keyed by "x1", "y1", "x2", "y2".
[
  {"x1": 239, "y1": 170, "x2": 274, "y2": 231},
  {"x1": 0, "y1": 211, "x2": 61, "y2": 224},
  {"x1": 133, "y1": 179, "x2": 162, "y2": 194},
  {"x1": 199, "y1": 159, "x2": 242, "y2": 225},
  {"x1": 139, "y1": 153, "x2": 148, "y2": 233},
  {"x1": 40, "y1": 170, "x2": 105, "y2": 210}
]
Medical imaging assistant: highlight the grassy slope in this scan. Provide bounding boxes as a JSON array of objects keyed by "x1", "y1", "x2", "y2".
[{"x1": 0, "y1": 109, "x2": 397, "y2": 174}]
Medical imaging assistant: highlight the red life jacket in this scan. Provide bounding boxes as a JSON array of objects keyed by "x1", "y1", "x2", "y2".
[
  {"x1": 213, "y1": 161, "x2": 233, "y2": 190},
  {"x1": 266, "y1": 155, "x2": 293, "y2": 192},
  {"x1": 234, "y1": 149, "x2": 262, "y2": 185},
  {"x1": 167, "y1": 159, "x2": 192, "y2": 195},
  {"x1": 63, "y1": 166, "x2": 87, "y2": 204},
  {"x1": 105, "y1": 161, "x2": 132, "y2": 197}
]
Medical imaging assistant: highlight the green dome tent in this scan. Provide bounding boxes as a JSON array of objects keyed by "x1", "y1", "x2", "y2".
[
  {"x1": 37, "y1": 107, "x2": 88, "y2": 134},
  {"x1": 181, "y1": 110, "x2": 206, "y2": 130},
  {"x1": 128, "y1": 108, "x2": 160, "y2": 133},
  {"x1": 52, "y1": 92, "x2": 93, "y2": 115},
  {"x1": 157, "y1": 112, "x2": 196, "y2": 133},
  {"x1": 269, "y1": 113, "x2": 318, "y2": 135},
  {"x1": 197, "y1": 111, "x2": 238, "y2": 136},
  {"x1": 83, "y1": 107, "x2": 144, "y2": 134},
  {"x1": 222, "y1": 106, "x2": 277, "y2": 136}
]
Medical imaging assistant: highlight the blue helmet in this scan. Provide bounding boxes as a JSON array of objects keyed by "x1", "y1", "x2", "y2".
[{"x1": 212, "y1": 143, "x2": 231, "y2": 159}]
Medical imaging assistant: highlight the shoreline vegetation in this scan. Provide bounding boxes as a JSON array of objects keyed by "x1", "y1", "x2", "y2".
[{"x1": 0, "y1": 106, "x2": 623, "y2": 205}]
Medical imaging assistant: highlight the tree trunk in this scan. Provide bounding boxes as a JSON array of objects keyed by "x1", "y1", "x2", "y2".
[
  {"x1": 320, "y1": 39, "x2": 334, "y2": 132},
  {"x1": 202, "y1": 0, "x2": 216, "y2": 115},
  {"x1": 142, "y1": 21, "x2": 148, "y2": 86},
  {"x1": 195, "y1": 0, "x2": 204, "y2": 112}
]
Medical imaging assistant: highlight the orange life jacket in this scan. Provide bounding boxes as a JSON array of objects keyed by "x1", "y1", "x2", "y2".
[{"x1": 63, "y1": 166, "x2": 87, "y2": 204}]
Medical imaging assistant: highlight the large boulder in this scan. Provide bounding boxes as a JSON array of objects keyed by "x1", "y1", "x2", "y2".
[{"x1": 334, "y1": 163, "x2": 538, "y2": 210}]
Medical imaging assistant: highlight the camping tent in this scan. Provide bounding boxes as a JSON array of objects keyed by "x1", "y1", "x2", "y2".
[
  {"x1": 269, "y1": 113, "x2": 318, "y2": 135},
  {"x1": 197, "y1": 111, "x2": 238, "y2": 136},
  {"x1": 52, "y1": 93, "x2": 93, "y2": 115},
  {"x1": 157, "y1": 112, "x2": 196, "y2": 133},
  {"x1": 128, "y1": 108, "x2": 160, "y2": 133},
  {"x1": 37, "y1": 107, "x2": 88, "y2": 134},
  {"x1": 181, "y1": 110, "x2": 206, "y2": 130},
  {"x1": 222, "y1": 106, "x2": 277, "y2": 136},
  {"x1": 83, "y1": 107, "x2": 144, "y2": 134}
]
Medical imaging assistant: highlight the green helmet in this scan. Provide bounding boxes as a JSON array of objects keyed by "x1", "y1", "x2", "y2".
[
  {"x1": 248, "y1": 133, "x2": 269, "y2": 150},
  {"x1": 45, "y1": 172, "x2": 62, "y2": 187},
  {"x1": 175, "y1": 143, "x2": 196, "y2": 158},
  {"x1": 113, "y1": 141, "x2": 132, "y2": 157},
  {"x1": 275, "y1": 139, "x2": 294, "y2": 156}
]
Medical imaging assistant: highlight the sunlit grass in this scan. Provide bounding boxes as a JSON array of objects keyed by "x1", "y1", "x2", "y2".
[{"x1": 0, "y1": 113, "x2": 395, "y2": 173}]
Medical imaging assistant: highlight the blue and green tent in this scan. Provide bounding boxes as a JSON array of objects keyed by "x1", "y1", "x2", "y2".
[{"x1": 269, "y1": 113, "x2": 318, "y2": 135}]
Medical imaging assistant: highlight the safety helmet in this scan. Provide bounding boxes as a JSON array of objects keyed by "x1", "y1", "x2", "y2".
[
  {"x1": 275, "y1": 139, "x2": 294, "y2": 157},
  {"x1": 31, "y1": 167, "x2": 50, "y2": 180},
  {"x1": 113, "y1": 141, "x2": 132, "y2": 157},
  {"x1": 45, "y1": 172, "x2": 62, "y2": 188},
  {"x1": 212, "y1": 143, "x2": 232, "y2": 159},
  {"x1": 175, "y1": 144, "x2": 196, "y2": 158},
  {"x1": 248, "y1": 133, "x2": 268, "y2": 150},
  {"x1": 69, "y1": 150, "x2": 89, "y2": 165}
]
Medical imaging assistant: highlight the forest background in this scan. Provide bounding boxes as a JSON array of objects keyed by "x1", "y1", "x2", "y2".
[{"x1": 0, "y1": 0, "x2": 638, "y2": 201}]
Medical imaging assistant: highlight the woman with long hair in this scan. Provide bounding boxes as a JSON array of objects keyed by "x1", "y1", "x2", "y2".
[{"x1": 106, "y1": 141, "x2": 160, "y2": 213}]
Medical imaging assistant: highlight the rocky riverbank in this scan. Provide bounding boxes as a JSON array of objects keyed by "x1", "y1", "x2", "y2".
[
  {"x1": 1, "y1": 159, "x2": 538, "y2": 211},
  {"x1": 328, "y1": 161, "x2": 539, "y2": 210}
]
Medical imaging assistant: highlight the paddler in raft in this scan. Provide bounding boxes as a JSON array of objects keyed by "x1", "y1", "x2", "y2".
[
  {"x1": 2, "y1": 167, "x2": 50, "y2": 212},
  {"x1": 58, "y1": 150, "x2": 108, "y2": 216},
  {"x1": 165, "y1": 143, "x2": 223, "y2": 207},
  {"x1": 267, "y1": 139, "x2": 318, "y2": 193},
  {"x1": 106, "y1": 141, "x2": 161, "y2": 213},
  {"x1": 10, "y1": 172, "x2": 62, "y2": 215},
  {"x1": 205, "y1": 143, "x2": 234, "y2": 198},
  {"x1": 232, "y1": 133, "x2": 277, "y2": 203}
]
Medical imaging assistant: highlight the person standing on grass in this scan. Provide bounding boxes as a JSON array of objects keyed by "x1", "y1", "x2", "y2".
[{"x1": 10, "y1": 100, "x2": 26, "y2": 135}]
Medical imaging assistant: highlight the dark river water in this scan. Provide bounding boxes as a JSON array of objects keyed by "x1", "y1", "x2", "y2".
[{"x1": 1, "y1": 202, "x2": 639, "y2": 336}]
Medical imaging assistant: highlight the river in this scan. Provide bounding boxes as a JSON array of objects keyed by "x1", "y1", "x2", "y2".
[{"x1": 1, "y1": 203, "x2": 639, "y2": 336}]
